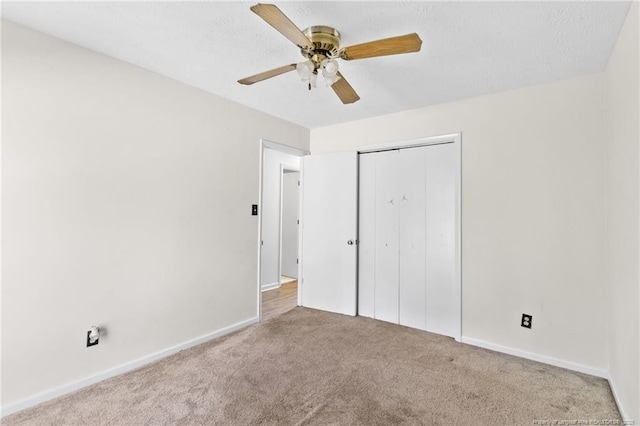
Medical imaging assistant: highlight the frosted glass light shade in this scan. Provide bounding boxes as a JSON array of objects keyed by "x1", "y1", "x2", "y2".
[
  {"x1": 320, "y1": 59, "x2": 340, "y2": 86},
  {"x1": 296, "y1": 61, "x2": 314, "y2": 81},
  {"x1": 322, "y1": 59, "x2": 339, "y2": 75}
]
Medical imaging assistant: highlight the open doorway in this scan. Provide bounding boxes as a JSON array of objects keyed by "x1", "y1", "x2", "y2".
[
  {"x1": 263, "y1": 169, "x2": 299, "y2": 321},
  {"x1": 258, "y1": 140, "x2": 307, "y2": 321}
]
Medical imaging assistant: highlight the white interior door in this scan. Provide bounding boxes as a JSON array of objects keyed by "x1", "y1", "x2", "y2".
[
  {"x1": 300, "y1": 151, "x2": 358, "y2": 316},
  {"x1": 280, "y1": 171, "x2": 299, "y2": 278}
]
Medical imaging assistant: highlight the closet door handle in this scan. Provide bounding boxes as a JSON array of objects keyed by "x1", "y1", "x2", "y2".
[{"x1": 347, "y1": 239, "x2": 354, "y2": 245}]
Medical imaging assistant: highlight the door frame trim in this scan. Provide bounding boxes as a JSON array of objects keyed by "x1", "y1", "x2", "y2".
[
  {"x1": 356, "y1": 132, "x2": 462, "y2": 342},
  {"x1": 257, "y1": 139, "x2": 309, "y2": 322}
]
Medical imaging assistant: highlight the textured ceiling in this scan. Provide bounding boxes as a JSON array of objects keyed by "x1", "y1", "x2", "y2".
[{"x1": 0, "y1": 1, "x2": 632, "y2": 128}]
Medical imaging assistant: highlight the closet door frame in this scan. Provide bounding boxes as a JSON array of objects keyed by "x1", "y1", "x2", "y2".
[{"x1": 357, "y1": 133, "x2": 462, "y2": 342}]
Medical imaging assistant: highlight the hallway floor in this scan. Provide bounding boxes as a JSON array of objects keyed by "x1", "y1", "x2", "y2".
[{"x1": 262, "y1": 280, "x2": 297, "y2": 321}]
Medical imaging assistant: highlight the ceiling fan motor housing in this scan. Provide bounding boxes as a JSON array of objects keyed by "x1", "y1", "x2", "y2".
[{"x1": 301, "y1": 26, "x2": 341, "y2": 68}]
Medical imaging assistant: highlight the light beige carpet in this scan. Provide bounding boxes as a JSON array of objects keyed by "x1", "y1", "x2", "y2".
[{"x1": 4, "y1": 308, "x2": 620, "y2": 425}]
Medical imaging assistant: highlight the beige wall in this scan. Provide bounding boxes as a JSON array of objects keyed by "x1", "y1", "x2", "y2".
[
  {"x1": 604, "y1": 1, "x2": 639, "y2": 421},
  {"x1": 312, "y1": 73, "x2": 608, "y2": 372},
  {"x1": 3, "y1": 4, "x2": 639, "y2": 419},
  {"x1": 1, "y1": 20, "x2": 309, "y2": 408}
]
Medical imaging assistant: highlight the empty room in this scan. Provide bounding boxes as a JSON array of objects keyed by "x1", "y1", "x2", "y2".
[{"x1": 1, "y1": 1, "x2": 638, "y2": 425}]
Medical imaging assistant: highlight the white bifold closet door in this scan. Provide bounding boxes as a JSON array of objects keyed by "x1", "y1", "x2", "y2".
[{"x1": 358, "y1": 143, "x2": 459, "y2": 339}]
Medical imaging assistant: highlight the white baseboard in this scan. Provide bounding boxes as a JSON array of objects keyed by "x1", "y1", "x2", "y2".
[
  {"x1": 607, "y1": 374, "x2": 632, "y2": 421},
  {"x1": 261, "y1": 281, "x2": 280, "y2": 292},
  {"x1": 460, "y1": 337, "x2": 609, "y2": 378},
  {"x1": 0, "y1": 316, "x2": 259, "y2": 418}
]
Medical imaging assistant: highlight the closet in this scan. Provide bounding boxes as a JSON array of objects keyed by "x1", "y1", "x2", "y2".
[{"x1": 358, "y1": 142, "x2": 460, "y2": 339}]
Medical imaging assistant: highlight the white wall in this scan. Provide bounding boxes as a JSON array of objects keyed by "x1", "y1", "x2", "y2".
[
  {"x1": 311, "y1": 73, "x2": 608, "y2": 373},
  {"x1": 260, "y1": 148, "x2": 300, "y2": 290},
  {"x1": 604, "y1": 1, "x2": 639, "y2": 421},
  {"x1": 1, "y1": 20, "x2": 309, "y2": 409},
  {"x1": 281, "y1": 171, "x2": 299, "y2": 278}
]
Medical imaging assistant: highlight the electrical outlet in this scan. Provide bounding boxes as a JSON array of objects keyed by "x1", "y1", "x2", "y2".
[
  {"x1": 86, "y1": 331, "x2": 99, "y2": 347},
  {"x1": 521, "y1": 314, "x2": 532, "y2": 329},
  {"x1": 86, "y1": 326, "x2": 100, "y2": 347}
]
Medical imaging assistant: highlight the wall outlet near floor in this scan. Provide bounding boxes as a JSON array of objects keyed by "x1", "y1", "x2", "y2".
[
  {"x1": 86, "y1": 326, "x2": 100, "y2": 347},
  {"x1": 521, "y1": 314, "x2": 532, "y2": 329}
]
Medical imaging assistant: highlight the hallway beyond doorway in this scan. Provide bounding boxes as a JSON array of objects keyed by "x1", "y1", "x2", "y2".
[{"x1": 262, "y1": 279, "x2": 297, "y2": 321}]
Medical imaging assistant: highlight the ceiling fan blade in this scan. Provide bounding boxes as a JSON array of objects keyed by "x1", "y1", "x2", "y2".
[
  {"x1": 238, "y1": 63, "x2": 297, "y2": 85},
  {"x1": 331, "y1": 72, "x2": 360, "y2": 104},
  {"x1": 341, "y1": 33, "x2": 422, "y2": 61},
  {"x1": 250, "y1": 3, "x2": 314, "y2": 49}
]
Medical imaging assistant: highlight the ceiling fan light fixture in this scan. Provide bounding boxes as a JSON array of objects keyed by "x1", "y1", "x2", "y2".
[
  {"x1": 309, "y1": 71, "x2": 318, "y2": 88},
  {"x1": 321, "y1": 58, "x2": 339, "y2": 75},
  {"x1": 320, "y1": 58, "x2": 340, "y2": 86},
  {"x1": 296, "y1": 60, "x2": 314, "y2": 81}
]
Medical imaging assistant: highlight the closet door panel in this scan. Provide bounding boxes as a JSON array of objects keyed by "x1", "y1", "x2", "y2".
[
  {"x1": 425, "y1": 143, "x2": 458, "y2": 338},
  {"x1": 374, "y1": 150, "x2": 400, "y2": 324},
  {"x1": 358, "y1": 153, "x2": 376, "y2": 318},
  {"x1": 398, "y1": 147, "x2": 427, "y2": 330}
]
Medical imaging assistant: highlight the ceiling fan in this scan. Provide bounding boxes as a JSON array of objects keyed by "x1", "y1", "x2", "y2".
[{"x1": 238, "y1": 3, "x2": 423, "y2": 104}]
